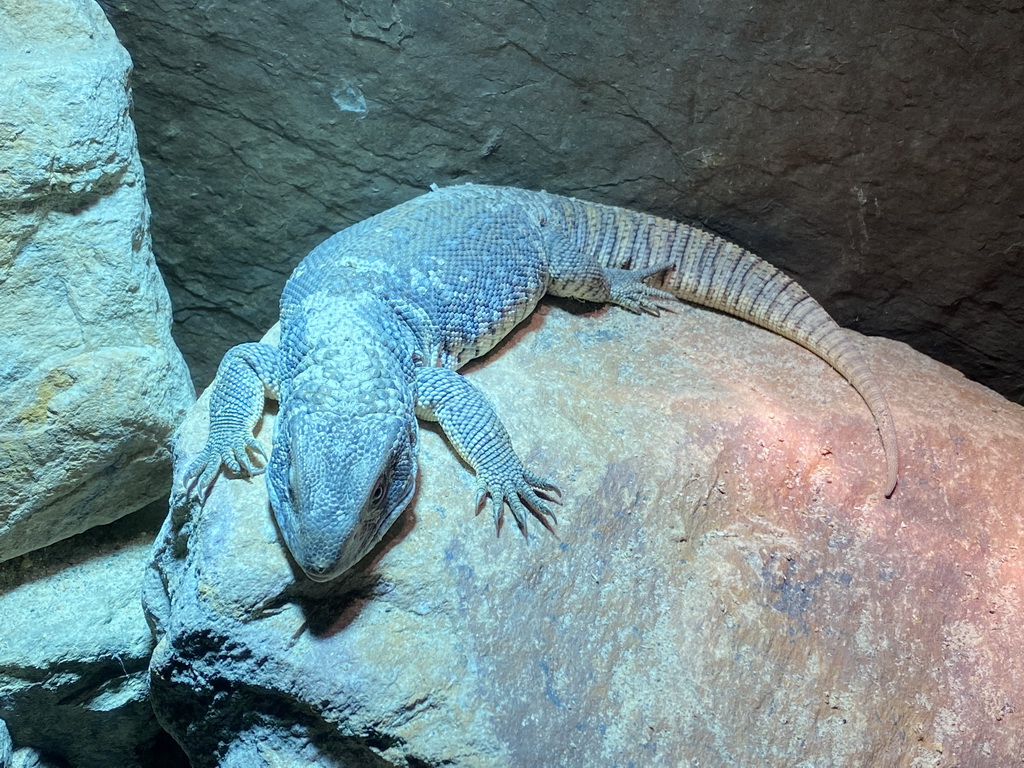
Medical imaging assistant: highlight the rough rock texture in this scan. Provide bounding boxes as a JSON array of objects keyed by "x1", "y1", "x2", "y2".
[
  {"x1": 0, "y1": 503, "x2": 188, "y2": 768},
  {"x1": 0, "y1": 720, "x2": 9, "y2": 766},
  {"x1": 97, "y1": 0, "x2": 1024, "y2": 400},
  {"x1": 0, "y1": 0, "x2": 195, "y2": 562},
  {"x1": 147, "y1": 306, "x2": 1024, "y2": 767}
]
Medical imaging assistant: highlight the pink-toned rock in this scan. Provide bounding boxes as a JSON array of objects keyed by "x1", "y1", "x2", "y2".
[{"x1": 147, "y1": 301, "x2": 1024, "y2": 767}]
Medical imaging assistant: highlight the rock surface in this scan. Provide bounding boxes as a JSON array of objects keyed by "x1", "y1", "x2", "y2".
[
  {"x1": 97, "y1": 0, "x2": 1024, "y2": 400},
  {"x1": 0, "y1": 503, "x2": 186, "y2": 768},
  {"x1": 0, "y1": 720, "x2": 9, "y2": 766},
  {"x1": 147, "y1": 304, "x2": 1024, "y2": 767},
  {"x1": 0, "y1": 0, "x2": 195, "y2": 561}
]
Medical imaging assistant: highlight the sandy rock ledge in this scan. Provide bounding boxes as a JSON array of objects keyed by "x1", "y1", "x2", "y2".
[{"x1": 148, "y1": 304, "x2": 1024, "y2": 767}]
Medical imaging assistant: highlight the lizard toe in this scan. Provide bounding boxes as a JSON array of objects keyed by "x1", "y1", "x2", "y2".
[
  {"x1": 507, "y1": 495, "x2": 533, "y2": 537},
  {"x1": 606, "y1": 262, "x2": 679, "y2": 315},
  {"x1": 238, "y1": 438, "x2": 269, "y2": 476},
  {"x1": 185, "y1": 455, "x2": 222, "y2": 502},
  {"x1": 524, "y1": 470, "x2": 561, "y2": 500},
  {"x1": 475, "y1": 469, "x2": 560, "y2": 540}
]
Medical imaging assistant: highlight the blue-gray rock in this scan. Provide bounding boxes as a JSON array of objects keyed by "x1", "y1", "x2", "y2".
[
  {"x1": 0, "y1": 0, "x2": 195, "y2": 562},
  {"x1": 0, "y1": 505, "x2": 168, "y2": 768},
  {"x1": 0, "y1": 719, "x2": 10, "y2": 767}
]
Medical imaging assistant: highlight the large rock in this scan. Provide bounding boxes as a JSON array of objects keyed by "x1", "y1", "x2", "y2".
[
  {"x1": 146, "y1": 304, "x2": 1024, "y2": 766},
  {"x1": 0, "y1": 504, "x2": 187, "y2": 768},
  {"x1": 0, "y1": 0, "x2": 195, "y2": 561},
  {"x1": 97, "y1": 0, "x2": 1024, "y2": 400}
]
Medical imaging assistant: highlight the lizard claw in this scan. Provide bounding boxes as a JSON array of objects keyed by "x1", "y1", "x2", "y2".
[
  {"x1": 473, "y1": 469, "x2": 561, "y2": 538},
  {"x1": 607, "y1": 264, "x2": 678, "y2": 315},
  {"x1": 181, "y1": 436, "x2": 268, "y2": 502},
  {"x1": 524, "y1": 470, "x2": 562, "y2": 502}
]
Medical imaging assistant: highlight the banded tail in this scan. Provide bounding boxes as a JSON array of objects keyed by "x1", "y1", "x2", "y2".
[{"x1": 554, "y1": 195, "x2": 899, "y2": 497}]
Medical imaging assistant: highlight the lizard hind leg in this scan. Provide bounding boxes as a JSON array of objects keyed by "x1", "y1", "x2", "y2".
[{"x1": 605, "y1": 263, "x2": 678, "y2": 315}]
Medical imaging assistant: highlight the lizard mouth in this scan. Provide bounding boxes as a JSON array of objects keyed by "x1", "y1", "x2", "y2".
[
  {"x1": 297, "y1": 479, "x2": 417, "y2": 583},
  {"x1": 302, "y1": 563, "x2": 337, "y2": 583},
  {"x1": 374, "y1": 479, "x2": 416, "y2": 540}
]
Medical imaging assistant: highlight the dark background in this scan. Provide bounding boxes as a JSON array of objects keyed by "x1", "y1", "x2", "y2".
[{"x1": 98, "y1": 0, "x2": 1024, "y2": 400}]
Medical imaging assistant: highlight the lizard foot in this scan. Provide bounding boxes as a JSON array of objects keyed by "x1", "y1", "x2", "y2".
[
  {"x1": 181, "y1": 435, "x2": 268, "y2": 502},
  {"x1": 607, "y1": 263, "x2": 678, "y2": 315},
  {"x1": 474, "y1": 468, "x2": 561, "y2": 538}
]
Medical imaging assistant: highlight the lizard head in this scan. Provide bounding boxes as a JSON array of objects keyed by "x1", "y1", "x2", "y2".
[{"x1": 267, "y1": 409, "x2": 418, "y2": 582}]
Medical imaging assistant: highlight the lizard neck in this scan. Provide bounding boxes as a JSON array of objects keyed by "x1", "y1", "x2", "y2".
[{"x1": 283, "y1": 296, "x2": 419, "y2": 419}]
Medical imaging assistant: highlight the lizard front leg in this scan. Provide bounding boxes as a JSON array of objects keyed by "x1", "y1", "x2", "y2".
[
  {"x1": 182, "y1": 342, "x2": 283, "y2": 499},
  {"x1": 414, "y1": 366, "x2": 560, "y2": 536}
]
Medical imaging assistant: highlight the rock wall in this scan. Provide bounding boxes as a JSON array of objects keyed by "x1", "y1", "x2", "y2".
[
  {"x1": 97, "y1": 0, "x2": 1024, "y2": 399},
  {"x1": 148, "y1": 309, "x2": 1024, "y2": 767},
  {"x1": 0, "y1": 0, "x2": 195, "y2": 561}
]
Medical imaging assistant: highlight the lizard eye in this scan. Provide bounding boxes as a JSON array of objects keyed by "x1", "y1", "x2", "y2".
[{"x1": 370, "y1": 479, "x2": 386, "y2": 505}]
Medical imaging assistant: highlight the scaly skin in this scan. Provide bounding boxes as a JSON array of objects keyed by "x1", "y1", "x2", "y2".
[{"x1": 183, "y1": 183, "x2": 899, "y2": 581}]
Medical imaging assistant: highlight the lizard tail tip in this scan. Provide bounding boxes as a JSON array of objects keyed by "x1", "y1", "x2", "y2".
[{"x1": 881, "y1": 455, "x2": 898, "y2": 498}]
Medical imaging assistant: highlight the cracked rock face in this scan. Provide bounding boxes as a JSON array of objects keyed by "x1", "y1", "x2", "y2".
[
  {"x1": 0, "y1": 0, "x2": 195, "y2": 561},
  {"x1": 149, "y1": 308, "x2": 1024, "y2": 767},
  {"x1": 98, "y1": 0, "x2": 1023, "y2": 400}
]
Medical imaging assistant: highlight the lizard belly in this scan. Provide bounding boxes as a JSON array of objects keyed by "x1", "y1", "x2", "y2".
[
  {"x1": 415, "y1": 208, "x2": 551, "y2": 369},
  {"x1": 439, "y1": 284, "x2": 544, "y2": 368}
]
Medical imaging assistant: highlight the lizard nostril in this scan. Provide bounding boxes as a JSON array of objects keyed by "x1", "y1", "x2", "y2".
[{"x1": 302, "y1": 561, "x2": 334, "y2": 582}]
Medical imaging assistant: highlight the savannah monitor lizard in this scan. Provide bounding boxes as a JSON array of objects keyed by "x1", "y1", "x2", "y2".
[{"x1": 183, "y1": 183, "x2": 899, "y2": 581}]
